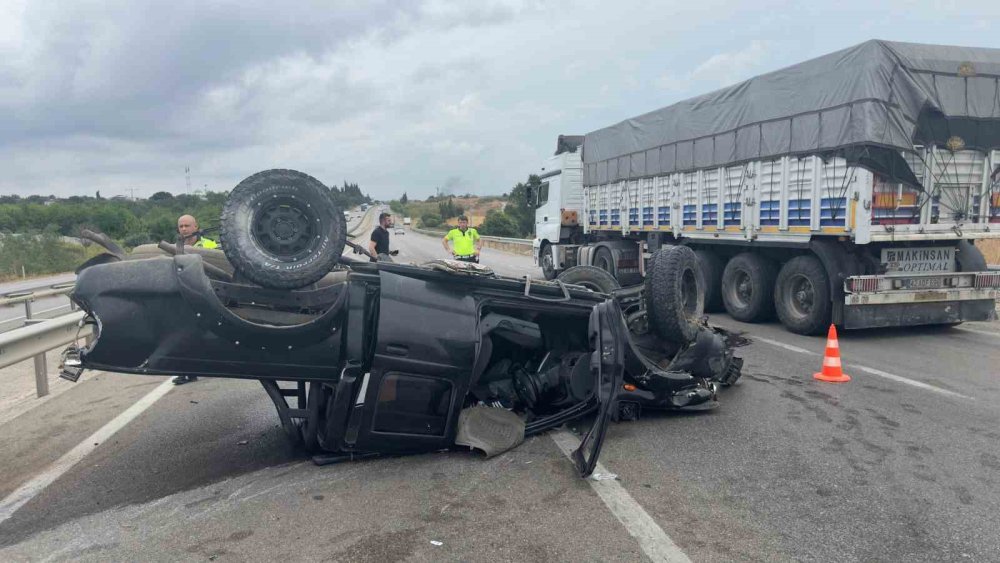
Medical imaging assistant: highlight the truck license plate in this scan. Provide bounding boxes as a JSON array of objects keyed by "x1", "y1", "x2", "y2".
[
  {"x1": 881, "y1": 247, "x2": 955, "y2": 273},
  {"x1": 902, "y1": 277, "x2": 944, "y2": 289}
]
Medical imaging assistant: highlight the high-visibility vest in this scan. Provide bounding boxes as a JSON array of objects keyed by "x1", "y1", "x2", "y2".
[
  {"x1": 194, "y1": 237, "x2": 218, "y2": 249},
  {"x1": 445, "y1": 228, "x2": 479, "y2": 255}
]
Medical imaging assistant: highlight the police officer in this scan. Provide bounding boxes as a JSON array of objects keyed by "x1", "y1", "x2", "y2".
[
  {"x1": 177, "y1": 214, "x2": 218, "y2": 249},
  {"x1": 442, "y1": 215, "x2": 482, "y2": 263}
]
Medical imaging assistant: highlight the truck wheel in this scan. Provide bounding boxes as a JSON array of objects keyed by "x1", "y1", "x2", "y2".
[
  {"x1": 540, "y1": 243, "x2": 557, "y2": 280},
  {"x1": 721, "y1": 253, "x2": 777, "y2": 322},
  {"x1": 694, "y1": 249, "x2": 724, "y2": 312},
  {"x1": 557, "y1": 266, "x2": 621, "y2": 293},
  {"x1": 956, "y1": 240, "x2": 987, "y2": 271},
  {"x1": 774, "y1": 255, "x2": 831, "y2": 335},
  {"x1": 647, "y1": 246, "x2": 704, "y2": 343},
  {"x1": 220, "y1": 169, "x2": 346, "y2": 289},
  {"x1": 594, "y1": 247, "x2": 616, "y2": 279}
]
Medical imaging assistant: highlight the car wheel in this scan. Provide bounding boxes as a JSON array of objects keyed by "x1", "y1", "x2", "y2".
[
  {"x1": 593, "y1": 246, "x2": 616, "y2": 279},
  {"x1": 774, "y1": 255, "x2": 831, "y2": 335},
  {"x1": 220, "y1": 169, "x2": 346, "y2": 289},
  {"x1": 647, "y1": 246, "x2": 704, "y2": 343},
  {"x1": 694, "y1": 249, "x2": 724, "y2": 312},
  {"x1": 540, "y1": 243, "x2": 557, "y2": 280},
  {"x1": 721, "y1": 252, "x2": 777, "y2": 322},
  {"x1": 557, "y1": 266, "x2": 621, "y2": 293}
]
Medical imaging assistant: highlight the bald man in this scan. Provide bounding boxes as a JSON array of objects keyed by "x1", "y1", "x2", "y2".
[
  {"x1": 172, "y1": 215, "x2": 216, "y2": 385},
  {"x1": 177, "y1": 214, "x2": 218, "y2": 249}
]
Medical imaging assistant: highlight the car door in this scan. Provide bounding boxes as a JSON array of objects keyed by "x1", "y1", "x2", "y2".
[
  {"x1": 572, "y1": 300, "x2": 625, "y2": 477},
  {"x1": 344, "y1": 270, "x2": 479, "y2": 454}
]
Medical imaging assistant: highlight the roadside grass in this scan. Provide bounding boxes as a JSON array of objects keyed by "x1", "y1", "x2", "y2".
[{"x1": 0, "y1": 234, "x2": 104, "y2": 282}]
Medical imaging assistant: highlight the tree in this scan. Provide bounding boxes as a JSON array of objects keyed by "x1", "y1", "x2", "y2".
[
  {"x1": 149, "y1": 191, "x2": 174, "y2": 202},
  {"x1": 420, "y1": 213, "x2": 443, "y2": 228},
  {"x1": 504, "y1": 174, "x2": 541, "y2": 237},
  {"x1": 478, "y1": 209, "x2": 519, "y2": 237},
  {"x1": 96, "y1": 191, "x2": 102, "y2": 200},
  {"x1": 400, "y1": 192, "x2": 408, "y2": 204}
]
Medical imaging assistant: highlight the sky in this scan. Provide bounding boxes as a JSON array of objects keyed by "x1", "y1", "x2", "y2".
[{"x1": 1, "y1": 0, "x2": 999, "y2": 200}]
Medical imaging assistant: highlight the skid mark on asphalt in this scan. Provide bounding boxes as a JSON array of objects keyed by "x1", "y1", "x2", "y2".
[
  {"x1": 0, "y1": 379, "x2": 174, "y2": 524},
  {"x1": 551, "y1": 430, "x2": 692, "y2": 563},
  {"x1": 751, "y1": 336, "x2": 973, "y2": 401}
]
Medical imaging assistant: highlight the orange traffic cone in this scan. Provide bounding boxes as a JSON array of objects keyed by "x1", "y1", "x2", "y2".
[{"x1": 814, "y1": 324, "x2": 851, "y2": 383}]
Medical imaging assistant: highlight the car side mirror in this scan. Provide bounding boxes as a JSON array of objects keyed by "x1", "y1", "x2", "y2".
[{"x1": 525, "y1": 186, "x2": 534, "y2": 204}]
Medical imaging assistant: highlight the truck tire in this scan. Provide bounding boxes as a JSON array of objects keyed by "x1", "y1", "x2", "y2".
[
  {"x1": 774, "y1": 255, "x2": 831, "y2": 335},
  {"x1": 221, "y1": 169, "x2": 346, "y2": 289},
  {"x1": 593, "y1": 246, "x2": 616, "y2": 279},
  {"x1": 557, "y1": 266, "x2": 621, "y2": 294},
  {"x1": 956, "y1": 240, "x2": 987, "y2": 271},
  {"x1": 694, "y1": 249, "x2": 724, "y2": 312},
  {"x1": 647, "y1": 246, "x2": 704, "y2": 343},
  {"x1": 721, "y1": 252, "x2": 777, "y2": 322},
  {"x1": 540, "y1": 243, "x2": 557, "y2": 280}
]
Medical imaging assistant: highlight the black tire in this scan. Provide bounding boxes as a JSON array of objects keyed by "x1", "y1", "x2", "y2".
[
  {"x1": 774, "y1": 255, "x2": 831, "y2": 335},
  {"x1": 593, "y1": 246, "x2": 616, "y2": 278},
  {"x1": 956, "y1": 240, "x2": 987, "y2": 271},
  {"x1": 694, "y1": 249, "x2": 724, "y2": 312},
  {"x1": 646, "y1": 246, "x2": 704, "y2": 342},
  {"x1": 721, "y1": 252, "x2": 777, "y2": 322},
  {"x1": 557, "y1": 265, "x2": 621, "y2": 294},
  {"x1": 540, "y1": 243, "x2": 557, "y2": 280},
  {"x1": 220, "y1": 169, "x2": 346, "y2": 289}
]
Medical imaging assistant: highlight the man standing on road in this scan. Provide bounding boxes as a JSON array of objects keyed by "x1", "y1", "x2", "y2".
[
  {"x1": 172, "y1": 214, "x2": 217, "y2": 386},
  {"x1": 369, "y1": 212, "x2": 392, "y2": 262},
  {"x1": 442, "y1": 216, "x2": 482, "y2": 263},
  {"x1": 177, "y1": 214, "x2": 218, "y2": 249}
]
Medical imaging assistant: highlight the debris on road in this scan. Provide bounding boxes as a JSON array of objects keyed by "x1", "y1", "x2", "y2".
[{"x1": 590, "y1": 472, "x2": 619, "y2": 481}]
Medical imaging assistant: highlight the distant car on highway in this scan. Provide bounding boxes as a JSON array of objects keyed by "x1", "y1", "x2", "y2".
[{"x1": 394, "y1": 226, "x2": 405, "y2": 235}]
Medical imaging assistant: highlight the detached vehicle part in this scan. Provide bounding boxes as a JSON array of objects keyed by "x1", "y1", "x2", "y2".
[{"x1": 66, "y1": 169, "x2": 744, "y2": 477}]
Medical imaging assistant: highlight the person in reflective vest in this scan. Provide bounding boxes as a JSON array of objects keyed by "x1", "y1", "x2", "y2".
[
  {"x1": 442, "y1": 215, "x2": 482, "y2": 263},
  {"x1": 177, "y1": 214, "x2": 218, "y2": 249},
  {"x1": 173, "y1": 214, "x2": 217, "y2": 385}
]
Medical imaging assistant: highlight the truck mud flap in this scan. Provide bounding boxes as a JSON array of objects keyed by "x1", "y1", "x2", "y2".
[{"x1": 572, "y1": 300, "x2": 624, "y2": 477}]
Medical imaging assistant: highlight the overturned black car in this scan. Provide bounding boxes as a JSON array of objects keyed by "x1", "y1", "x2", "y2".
[{"x1": 62, "y1": 169, "x2": 743, "y2": 477}]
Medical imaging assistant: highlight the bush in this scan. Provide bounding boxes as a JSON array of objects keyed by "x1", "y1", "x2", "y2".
[
  {"x1": 0, "y1": 231, "x2": 89, "y2": 279},
  {"x1": 478, "y1": 209, "x2": 519, "y2": 238},
  {"x1": 420, "y1": 213, "x2": 443, "y2": 228}
]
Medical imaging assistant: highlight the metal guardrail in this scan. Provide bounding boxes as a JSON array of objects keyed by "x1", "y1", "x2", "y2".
[
  {"x1": 0, "y1": 310, "x2": 93, "y2": 398},
  {"x1": 409, "y1": 225, "x2": 532, "y2": 246},
  {"x1": 0, "y1": 282, "x2": 78, "y2": 334}
]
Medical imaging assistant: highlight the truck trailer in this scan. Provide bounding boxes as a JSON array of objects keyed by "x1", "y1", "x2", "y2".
[{"x1": 532, "y1": 40, "x2": 1000, "y2": 334}]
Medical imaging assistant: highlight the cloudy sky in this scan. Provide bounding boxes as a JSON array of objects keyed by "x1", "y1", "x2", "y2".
[{"x1": 2, "y1": 0, "x2": 998, "y2": 199}]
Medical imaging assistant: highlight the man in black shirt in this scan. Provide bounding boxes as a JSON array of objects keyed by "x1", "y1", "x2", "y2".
[{"x1": 369, "y1": 212, "x2": 392, "y2": 261}]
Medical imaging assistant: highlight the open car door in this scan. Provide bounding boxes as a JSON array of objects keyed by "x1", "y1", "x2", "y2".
[{"x1": 572, "y1": 300, "x2": 625, "y2": 477}]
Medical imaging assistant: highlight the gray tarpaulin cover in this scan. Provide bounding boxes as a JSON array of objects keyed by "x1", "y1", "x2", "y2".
[{"x1": 582, "y1": 40, "x2": 1000, "y2": 187}]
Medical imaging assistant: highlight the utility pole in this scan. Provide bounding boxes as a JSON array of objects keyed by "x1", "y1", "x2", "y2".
[{"x1": 185, "y1": 166, "x2": 191, "y2": 193}]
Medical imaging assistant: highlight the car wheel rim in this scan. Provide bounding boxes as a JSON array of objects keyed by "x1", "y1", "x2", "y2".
[
  {"x1": 730, "y1": 270, "x2": 752, "y2": 308},
  {"x1": 788, "y1": 274, "x2": 814, "y2": 319},
  {"x1": 251, "y1": 197, "x2": 319, "y2": 260}
]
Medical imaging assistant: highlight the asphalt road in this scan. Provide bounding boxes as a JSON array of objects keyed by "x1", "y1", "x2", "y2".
[{"x1": 1, "y1": 229, "x2": 998, "y2": 561}]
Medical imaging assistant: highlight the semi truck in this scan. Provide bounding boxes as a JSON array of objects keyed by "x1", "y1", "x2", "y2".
[{"x1": 532, "y1": 40, "x2": 1000, "y2": 334}]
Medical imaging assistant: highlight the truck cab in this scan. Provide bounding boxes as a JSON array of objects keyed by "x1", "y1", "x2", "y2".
[{"x1": 533, "y1": 137, "x2": 584, "y2": 279}]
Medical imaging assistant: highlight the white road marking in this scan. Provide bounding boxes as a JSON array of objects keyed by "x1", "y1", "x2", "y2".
[
  {"x1": 551, "y1": 430, "x2": 692, "y2": 563},
  {"x1": 849, "y1": 364, "x2": 972, "y2": 400},
  {"x1": 0, "y1": 378, "x2": 173, "y2": 524},
  {"x1": 751, "y1": 337, "x2": 973, "y2": 400},
  {"x1": 753, "y1": 336, "x2": 812, "y2": 355},
  {"x1": 954, "y1": 326, "x2": 1000, "y2": 339}
]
